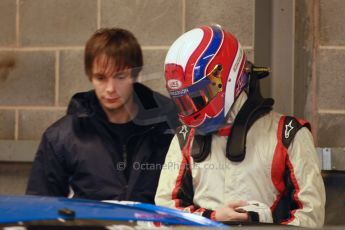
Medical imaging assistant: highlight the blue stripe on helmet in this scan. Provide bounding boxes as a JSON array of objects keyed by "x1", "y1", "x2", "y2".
[{"x1": 193, "y1": 26, "x2": 223, "y2": 82}]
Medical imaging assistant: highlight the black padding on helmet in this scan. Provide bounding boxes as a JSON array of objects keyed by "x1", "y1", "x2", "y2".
[
  {"x1": 226, "y1": 63, "x2": 274, "y2": 162},
  {"x1": 191, "y1": 134, "x2": 212, "y2": 163}
]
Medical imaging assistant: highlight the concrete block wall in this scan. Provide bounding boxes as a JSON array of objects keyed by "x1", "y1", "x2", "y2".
[
  {"x1": 0, "y1": 0, "x2": 254, "y2": 194},
  {"x1": 317, "y1": 0, "x2": 345, "y2": 147}
]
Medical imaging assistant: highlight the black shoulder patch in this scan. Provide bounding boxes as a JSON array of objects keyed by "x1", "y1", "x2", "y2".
[
  {"x1": 176, "y1": 125, "x2": 212, "y2": 162},
  {"x1": 281, "y1": 116, "x2": 303, "y2": 149},
  {"x1": 176, "y1": 125, "x2": 191, "y2": 150}
]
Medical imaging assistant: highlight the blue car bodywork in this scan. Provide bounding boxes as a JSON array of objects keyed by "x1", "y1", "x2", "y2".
[{"x1": 0, "y1": 195, "x2": 224, "y2": 228}]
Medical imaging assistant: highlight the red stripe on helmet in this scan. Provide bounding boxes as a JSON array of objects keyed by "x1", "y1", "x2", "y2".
[{"x1": 185, "y1": 26, "x2": 213, "y2": 84}]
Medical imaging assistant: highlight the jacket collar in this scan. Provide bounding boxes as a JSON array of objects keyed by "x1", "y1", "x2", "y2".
[{"x1": 66, "y1": 83, "x2": 177, "y2": 128}]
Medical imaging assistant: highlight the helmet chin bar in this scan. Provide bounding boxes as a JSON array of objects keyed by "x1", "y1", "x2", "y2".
[
  {"x1": 190, "y1": 62, "x2": 273, "y2": 163},
  {"x1": 225, "y1": 62, "x2": 274, "y2": 162}
]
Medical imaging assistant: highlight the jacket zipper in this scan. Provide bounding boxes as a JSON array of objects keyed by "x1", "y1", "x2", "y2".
[
  {"x1": 122, "y1": 144, "x2": 127, "y2": 168},
  {"x1": 122, "y1": 126, "x2": 154, "y2": 174}
]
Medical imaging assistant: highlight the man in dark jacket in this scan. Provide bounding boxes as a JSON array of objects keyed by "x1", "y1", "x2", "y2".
[{"x1": 26, "y1": 28, "x2": 178, "y2": 203}]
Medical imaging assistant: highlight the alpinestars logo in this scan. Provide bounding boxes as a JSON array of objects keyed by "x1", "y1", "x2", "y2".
[
  {"x1": 179, "y1": 125, "x2": 188, "y2": 140},
  {"x1": 285, "y1": 120, "x2": 294, "y2": 138}
]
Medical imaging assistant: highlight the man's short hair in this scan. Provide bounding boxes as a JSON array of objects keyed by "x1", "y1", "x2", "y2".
[{"x1": 84, "y1": 28, "x2": 143, "y2": 80}]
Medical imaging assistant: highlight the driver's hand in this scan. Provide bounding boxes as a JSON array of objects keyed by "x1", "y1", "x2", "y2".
[{"x1": 214, "y1": 200, "x2": 249, "y2": 221}]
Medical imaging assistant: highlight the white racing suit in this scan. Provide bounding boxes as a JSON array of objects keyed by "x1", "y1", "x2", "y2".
[{"x1": 155, "y1": 94, "x2": 325, "y2": 228}]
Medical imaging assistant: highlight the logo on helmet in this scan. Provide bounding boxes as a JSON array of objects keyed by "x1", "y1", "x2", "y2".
[
  {"x1": 170, "y1": 88, "x2": 189, "y2": 97},
  {"x1": 233, "y1": 48, "x2": 243, "y2": 73},
  {"x1": 167, "y1": 79, "x2": 182, "y2": 90}
]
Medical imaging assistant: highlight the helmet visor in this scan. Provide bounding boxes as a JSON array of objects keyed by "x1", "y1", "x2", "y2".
[{"x1": 169, "y1": 65, "x2": 223, "y2": 116}]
